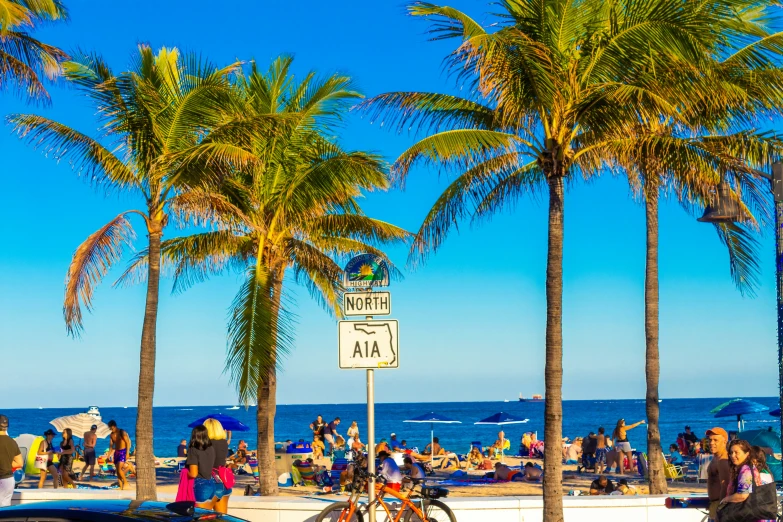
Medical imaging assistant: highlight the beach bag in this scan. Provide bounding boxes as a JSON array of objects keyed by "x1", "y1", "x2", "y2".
[
  {"x1": 216, "y1": 466, "x2": 235, "y2": 489},
  {"x1": 315, "y1": 470, "x2": 333, "y2": 487},
  {"x1": 34, "y1": 453, "x2": 49, "y2": 471},
  {"x1": 717, "y1": 479, "x2": 778, "y2": 522}
]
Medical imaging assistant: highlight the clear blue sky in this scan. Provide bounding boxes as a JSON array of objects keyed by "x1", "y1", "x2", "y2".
[{"x1": 0, "y1": 0, "x2": 778, "y2": 408}]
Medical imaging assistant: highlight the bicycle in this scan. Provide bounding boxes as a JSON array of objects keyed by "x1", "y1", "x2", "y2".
[{"x1": 315, "y1": 466, "x2": 457, "y2": 522}]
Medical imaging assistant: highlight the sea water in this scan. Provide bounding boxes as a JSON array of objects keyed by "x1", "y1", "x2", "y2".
[{"x1": 3, "y1": 397, "x2": 780, "y2": 457}]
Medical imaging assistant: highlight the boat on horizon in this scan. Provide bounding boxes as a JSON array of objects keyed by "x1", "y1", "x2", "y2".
[
  {"x1": 85, "y1": 406, "x2": 101, "y2": 421},
  {"x1": 227, "y1": 406, "x2": 240, "y2": 410},
  {"x1": 519, "y1": 394, "x2": 544, "y2": 403}
]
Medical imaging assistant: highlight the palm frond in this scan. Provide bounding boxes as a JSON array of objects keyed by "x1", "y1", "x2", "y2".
[
  {"x1": 713, "y1": 222, "x2": 762, "y2": 297},
  {"x1": 64, "y1": 212, "x2": 137, "y2": 336}
]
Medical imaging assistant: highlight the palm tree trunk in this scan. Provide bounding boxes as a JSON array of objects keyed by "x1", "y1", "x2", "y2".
[
  {"x1": 256, "y1": 276, "x2": 282, "y2": 496},
  {"x1": 135, "y1": 218, "x2": 162, "y2": 501},
  {"x1": 543, "y1": 174, "x2": 564, "y2": 522},
  {"x1": 645, "y1": 188, "x2": 667, "y2": 494}
]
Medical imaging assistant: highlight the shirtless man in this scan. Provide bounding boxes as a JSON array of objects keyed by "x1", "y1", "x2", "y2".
[
  {"x1": 81, "y1": 425, "x2": 98, "y2": 481},
  {"x1": 591, "y1": 427, "x2": 608, "y2": 474},
  {"x1": 108, "y1": 420, "x2": 131, "y2": 490}
]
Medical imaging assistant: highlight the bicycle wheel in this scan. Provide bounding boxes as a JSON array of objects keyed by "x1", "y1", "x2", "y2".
[
  {"x1": 316, "y1": 501, "x2": 365, "y2": 522},
  {"x1": 403, "y1": 498, "x2": 457, "y2": 522}
]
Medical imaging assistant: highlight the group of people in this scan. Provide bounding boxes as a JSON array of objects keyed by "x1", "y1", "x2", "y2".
[
  {"x1": 567, "y1": 418, "x2": 646, "y2": 475},
  {"x1": 704, "y1": 426, "x2": 777, "y2": 522},
  {"x1": 183, "y1": 419, "x2": 233, "y2": 513},
  {"x1": 34, "y1": 419, "x2": 132, "y2": 490}
]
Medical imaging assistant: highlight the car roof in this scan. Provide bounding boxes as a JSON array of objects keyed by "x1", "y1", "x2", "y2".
[{"x1": 0, "y1": 500, "x2": 227, "y2": 521}]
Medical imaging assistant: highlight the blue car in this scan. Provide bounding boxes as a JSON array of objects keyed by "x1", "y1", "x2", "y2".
[{"x1": 0, "y1": 500, "x2": 248, "y2": 521}]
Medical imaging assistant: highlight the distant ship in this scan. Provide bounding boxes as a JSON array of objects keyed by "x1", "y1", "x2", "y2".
[
  {"x1": 85, "y1": 406, "x2": 102, "y2": 421},
  {"x1": 227, "y1": 406, "x2": 240, "y2": 410},
  {"x1": 519, "y1": 394, "x2": 544, "y2": 403}
]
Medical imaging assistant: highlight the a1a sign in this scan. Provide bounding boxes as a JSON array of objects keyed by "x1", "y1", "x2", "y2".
[
  {"x1": 338, "y1": 320, "x2": 399, "y2": 369},
  {"x1": 343, "y1": 291, "x2": 391, "y2": 317}
]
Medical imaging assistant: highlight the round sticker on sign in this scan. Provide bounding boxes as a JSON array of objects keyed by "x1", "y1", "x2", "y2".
[{"x1": 343, "y1": 254, "x2": 390, "y2": 288}]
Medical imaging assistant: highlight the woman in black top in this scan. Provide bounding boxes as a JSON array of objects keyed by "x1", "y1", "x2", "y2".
[
  {"x1": 59, "y1": 429, "x2": 75, "y2": 488},
  {"x1": 186, "y1": 425, "x2": 215, "y2": 509},
  {"x1": 204, "y1": 419, "x2": 231, "y2": 513}
]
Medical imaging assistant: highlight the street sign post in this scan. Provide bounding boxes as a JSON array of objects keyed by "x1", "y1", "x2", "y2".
[
  {"x1": 343, "y1": 291, "x2": 391, "y2": 316},
  {"x1": 338, "y1": 320, "x2": 399, "y2": 368},
  {"x1": 339, "y1": 255, "x2": 396, "y2": 522}
]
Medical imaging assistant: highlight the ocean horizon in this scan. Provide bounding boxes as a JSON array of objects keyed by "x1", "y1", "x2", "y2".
[{"x1": 2, "y1": 397, "x2": 779, "y2": 458}]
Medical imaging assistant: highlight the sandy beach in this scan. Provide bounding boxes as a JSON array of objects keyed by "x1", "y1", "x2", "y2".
[{"x1": 15, "y1": 454, "x2": 707, "y2": 498}]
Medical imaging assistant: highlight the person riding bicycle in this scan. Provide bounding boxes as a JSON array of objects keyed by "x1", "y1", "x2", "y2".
[{"x1": 378, "y1": 451, "x2": 403, "y2": 491}]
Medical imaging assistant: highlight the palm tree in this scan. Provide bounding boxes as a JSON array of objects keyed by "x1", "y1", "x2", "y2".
[
  {"x1": 134, "y1": 56, "x2": 410, "y2": 495},
  {"x1": 9, "y1": 45, "x2": 237, "y2": 500},
  {"x1": 0, "y1": 0, "x2": 67, "y2": 100},
  {"x1": 359, "y1": 1, "x2": 765, "y2": 516},
  {"x1": 608, "y1": 43, "x2": 783, "y2": 491}
]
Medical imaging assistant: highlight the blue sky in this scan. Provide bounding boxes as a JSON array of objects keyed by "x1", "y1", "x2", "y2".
[{"x1": 0, "y1": 0, "x2": 778, "y2": 408}]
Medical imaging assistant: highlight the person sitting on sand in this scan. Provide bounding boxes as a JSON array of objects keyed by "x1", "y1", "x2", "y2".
[
  {"x1": 564, "y1": 437, "x2": 582, "y2": 464},
  {"x1": 376, "y1": 438, "x2": 390, "y2": 454},
  {"x1": 523, "y1": 462, "x2": 542, "y2": 482},
  {"x1": 422, "y1": 437, "x2": 444, "y2": 456},
  {"x1": 465, "y1": 446, "x2": 484, "y2": 470},
  {"x1": 378, "y1": 451, "x2": 403, "y2": 491},
  {"x1": 613, "y1": 478, "x2": 637, "y2": 495},
  {"x1": 589, "y1": 475, "x2": 615, "y2": 495},
  {"x1": 228, "y1": 447, "x2": 248, "y2": 470},
  {"x1": 494, "y1": 462, "x2": 525, "y2": 482},
  {"x1": 177, "y1": 440, "x2": 188, "y2": 458},
  {"x1": 351, "y1": 436, "x2": 365, "y2": 454}
]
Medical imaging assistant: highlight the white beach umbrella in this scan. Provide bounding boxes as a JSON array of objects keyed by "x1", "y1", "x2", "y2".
[{"x1": 50, "y1": 414, "x2": 111, "y2": 438}]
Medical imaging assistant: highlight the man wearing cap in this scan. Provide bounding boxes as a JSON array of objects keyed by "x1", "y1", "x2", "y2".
[
  {"x1": 82, "y1": 425, "x2": 98, "y2": 482},
  {"x1": 390, "y1": 433, "x2": 402, "y2": 451},
  {"x1": 706, "y1": 427, "x2": 730, "y2": 521},
  {"x1": 0, "y1": 415, "x2": 22, "y2": 507}
]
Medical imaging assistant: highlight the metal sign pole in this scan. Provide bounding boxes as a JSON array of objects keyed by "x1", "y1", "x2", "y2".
[{"x1": 366, "y1": 310, "x2": 376, "y2": 522}]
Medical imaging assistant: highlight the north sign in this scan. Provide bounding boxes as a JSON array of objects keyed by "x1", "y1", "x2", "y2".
[
  {"x1": 338, "y1": 320, "x2": 399, "y2": 369},
  {"x1": 343, "y1": 291, "x2": 391, "y2": 317}
]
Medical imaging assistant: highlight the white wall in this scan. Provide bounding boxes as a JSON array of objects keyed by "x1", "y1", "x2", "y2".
[{"x1": 9, "y1": 490, "x2": 709, "y2": 522}]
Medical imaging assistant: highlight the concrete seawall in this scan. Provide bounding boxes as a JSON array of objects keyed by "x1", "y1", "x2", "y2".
[{"x1": 9, "y1": 489, "x2": 708, "y2": 522}]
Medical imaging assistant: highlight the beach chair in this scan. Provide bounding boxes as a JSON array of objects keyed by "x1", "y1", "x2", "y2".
[{"x1": 663, "y1": 456, "x2": 685, "y2": 482}]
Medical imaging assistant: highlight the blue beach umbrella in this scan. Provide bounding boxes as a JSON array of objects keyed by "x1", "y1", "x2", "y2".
[
  {"x1": 740, "y1": 429, "x2": 781, "y2": 454},
  {"x1": 188, "y1": 413, "x2": 250, "y2": 432},
  {"x1": 711, "y1": 399, "x2": 769, "y2": 431},
  {"x1": 403, "y1": 412, "x2": 461, "y2": 464},
  {"x1": 475, "y1": 412, "x2": 529, "y2": 462}
]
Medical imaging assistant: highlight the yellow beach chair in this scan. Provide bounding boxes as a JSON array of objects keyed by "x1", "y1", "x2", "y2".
[{"x1": 662, "y1": 454, "x2": 685, "y2": 482}]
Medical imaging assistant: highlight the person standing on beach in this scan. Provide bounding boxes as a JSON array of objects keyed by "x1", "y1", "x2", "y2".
[
  {"x1": 323, "y1": 417, "x2": 341, "y2": 456},
  {"x1": 204, "y1": 419, "x2": 231, "y2": 514},
  {"x1": 108, "y1": 420, "x2": 131, "y2": 490},
  {"x1": 0, "y1": 415, "x2": 22, "y2": 507},
  {"x1": 347, "y1": 421, "x2": 359, "y2": 440},
  {"x1": 186, "y1": 425, "x2": 216, "y2": 510},
  {"x1": 592, "y1": 427, "x2": 608, "y2": 475},
  {"x1": 310, "y1": 416, "x2": 326, "y2": 445},
  {"x1": 706, "y1": 427, "x2": 730, "y2": 522},
  {"x1": 58, "y1": 428, "x2": 76, "y2": 488},
  {"x1": 611, "y1": 418, "x2": 644, "y2": 475},
  {"x1": 37, "y1": 429, "x2": 58, "y2": 489},
  {"x1": 82, "y1": 425, "x2": 97, "y2": 481}
]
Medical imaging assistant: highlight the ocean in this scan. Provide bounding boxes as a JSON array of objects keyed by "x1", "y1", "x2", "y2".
[{"x1": 2, "y1": 397, "x2": 780, "y2": 457}]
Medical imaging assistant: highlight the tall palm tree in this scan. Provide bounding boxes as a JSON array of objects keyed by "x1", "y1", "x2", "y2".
[
  {"x1": 359, "y1": 1, "x2": 764, "y2": 517},
  {"x1": 0, "y1": 0, "x2": 67, "y2": 100},
  {"x1": 608, "y1": 41, "x2": 783, "y2": 491},
  {"x1": 130, "y1": 56, "x2": 410, "y2": 495},
  {"x1": 9, "y1": 45, "x2": 237, "y2": 500}
]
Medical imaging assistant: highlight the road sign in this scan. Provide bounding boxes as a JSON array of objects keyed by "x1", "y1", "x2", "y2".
[
  {"x1": 338, "y1": 320, "x2": 399, "y2": 369},
  {"x1": 343, "y1": 291, "x2": 391, "y2": 316},
  {"x1": 344, "y1": 254, "x2": 390, "y2": 288}
]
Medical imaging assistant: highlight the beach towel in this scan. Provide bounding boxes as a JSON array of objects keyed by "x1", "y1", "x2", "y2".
[{"x1": 175, "y1": 469, "x2": 195, "y2": 502}]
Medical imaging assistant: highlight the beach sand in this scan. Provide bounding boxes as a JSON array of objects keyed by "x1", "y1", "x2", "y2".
[{"x1": 16, "y1": 454, "x2": 707, "y2": 498}]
